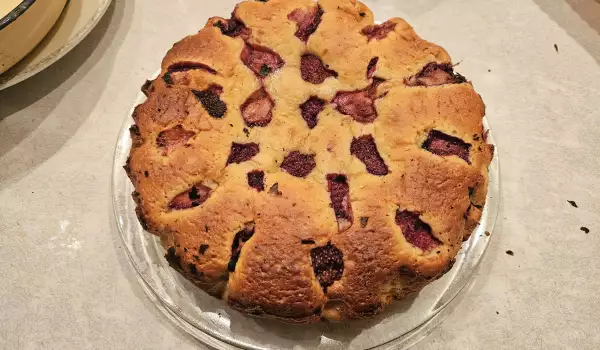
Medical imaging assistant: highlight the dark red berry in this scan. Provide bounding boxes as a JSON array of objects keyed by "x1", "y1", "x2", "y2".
[
  {"x1": 299, "y1": 96, "x2": 325, "y2": 129},
  {"x1": 350, "y1": 135, "x2": 389, "y2": 175},
  {"x1": 288, "y1": 5, "x2": 324, "y2": 42},
  {"x1": 405, "y1": 62, "x2": 467, "y2": 87},
  {"x1": 240, "y1": 44, "x2": 284, "y2": 77},
  {"x1": 361, "y1": 20, "x2": 396, "y2": 41},
  {"x1": 326, "y1": 174, "x2": 353, "y2": 232},
  {"x1": 300, "y1": 54, "x2": 338, "y2": 84},
  {"x1": 241, "y1": 88, "x2": 274, "y2": 127},
  {"x1": 395, "y1": 210, "x2": 440, "y2": 251},
  {"x1": 422, "y1": 130, "x2": 471, "y2": 163},
  {"x1": 169, "y1": 184, "x2": 212, "y2": 210},
  {"x1": 310, "y1": 243, "x2": 344, "y2": 290},
  {"x1": 247, "y1": 170, "x2": 265, "y2": 191},
  {"x1": 228, "y1": 222, "x2": 255, "y2": 272},
  {"x1": 227, "y1": 142, "x2": 260, "y2": 165},
  {"x1": 281, "y1": 151, "x2": 316, "y2": 178}
]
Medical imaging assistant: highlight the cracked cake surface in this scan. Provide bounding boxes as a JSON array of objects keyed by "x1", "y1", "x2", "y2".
[{"x1": 125, "y1": 0, "x2": 494, "y2": 324}]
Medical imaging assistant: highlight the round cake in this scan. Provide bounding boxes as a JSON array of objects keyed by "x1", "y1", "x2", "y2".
[{"x1": 125, "y1": 0, "x2": 494, "y2": 324}]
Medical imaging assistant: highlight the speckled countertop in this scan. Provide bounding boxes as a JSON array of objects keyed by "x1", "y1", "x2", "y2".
[{"x1": 1, "y1": 0, "x2": 599, "y2": 349}]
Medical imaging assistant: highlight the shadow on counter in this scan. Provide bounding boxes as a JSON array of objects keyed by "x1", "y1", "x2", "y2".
[{"x1": 0, "y1": 0, "x2": 130, "y2": 185}]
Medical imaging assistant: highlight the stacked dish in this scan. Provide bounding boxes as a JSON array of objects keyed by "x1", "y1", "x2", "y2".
[
  {"x1": 0, "y1": 0, "x2": 67, "y2": 74},
  {"x1": 0, "y1": 0, "x2": 113, "y2": 90}
]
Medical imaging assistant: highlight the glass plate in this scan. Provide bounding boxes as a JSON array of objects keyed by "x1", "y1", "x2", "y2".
[{"x1": 112, "y1": 89, "x2": 500, "y2": 350}]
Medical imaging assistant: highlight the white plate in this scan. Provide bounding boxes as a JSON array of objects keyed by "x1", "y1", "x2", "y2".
[
  {"x1": 112, "y1": 82, "x2": 500, "y2": 349},
  {"x1": 0, "y1": 0, "x2": 112, "y2": 90}
]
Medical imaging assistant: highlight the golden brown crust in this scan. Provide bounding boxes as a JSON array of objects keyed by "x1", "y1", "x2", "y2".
[{"x1": 125, "y1": 0, "x2": 494, "y2": 323}]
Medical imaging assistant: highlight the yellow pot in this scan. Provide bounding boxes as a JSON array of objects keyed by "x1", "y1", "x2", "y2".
[{"x1": 0, "y1": 0, "x2": 68, "y2": 74}]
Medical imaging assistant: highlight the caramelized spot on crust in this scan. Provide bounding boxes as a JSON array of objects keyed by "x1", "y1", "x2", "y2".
[
  {"x1": 350, "y1": 135, "x2": 389, "y2": 175},
  {"x1": 395, "y1": 210, "x2": 440, "y2": 251},
  {"x1": 167, "y1": 62, "x2": 217, "y2": 75},
  {"x1": 141, "y1": 80, "x2": 153, "y2": 96},
  {"x1": 129, "y1": 125, "x2": 142, "y2": 147},
  {"x1": 188, "y1": 263, "x2": 199, "y2": 275},
  {"x1": 169, "y1": 184, "x2": 212, "y2": 210},
  {"x1": 281, "y1": 151, "x2": 316, "y2": 178},
  {"x1": 300, "y1": 54, "x2": 338, "y2": 84},
  {"x1": 288, "y1": 5, "x2": 324, "y2": 42},
  {"x1": 326, "y1": 174, "x2": 353, "y2": 232},
  {"x1": 360, "y1": 217, "x2": 369, "y2": 228},
  {"x1": 227, "y1": 142, "x2": 260, "y2": 165},
  {"x1": 156, "y1": 125, "x2": 195, "y2": 154},
  {"x1": 422, "y1": 130, "x2": 471, "y2": 163},
  {"x1": 241, "y1": 88, "x2": 274, "y2": 127},
  {"x1": 165, "y1": 246, "x2": 181, "y2": 269},
  {"x1": 199, "y1": 244, "x2": 209, "y2": 254},
  {"x1": 162, "y1": 72, "x2": 174, "y2": 85}
]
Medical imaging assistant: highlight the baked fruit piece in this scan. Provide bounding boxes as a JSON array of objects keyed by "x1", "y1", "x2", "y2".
[{"x1": 125, "y1": 0, "x2": 494, "y2": 324}]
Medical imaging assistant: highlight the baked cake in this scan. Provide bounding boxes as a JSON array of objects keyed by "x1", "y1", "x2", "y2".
[{"x1": 125, "y1": 0, "x2": 494, "y2": 324}]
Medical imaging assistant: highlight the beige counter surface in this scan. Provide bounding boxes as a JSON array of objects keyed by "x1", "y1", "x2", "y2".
[{"x1": 1, "y1": 0, "x2": 599, "y2": 349}]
